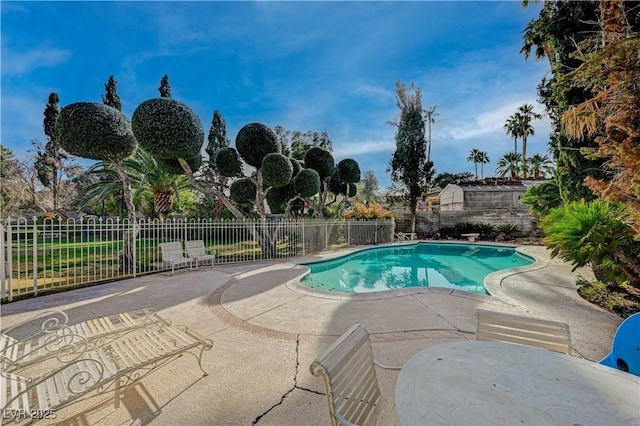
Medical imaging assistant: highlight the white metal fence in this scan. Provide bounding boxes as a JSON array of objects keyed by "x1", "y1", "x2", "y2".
[{"x1": 1, "y1": 217, "x2": 394, "y2": 302}]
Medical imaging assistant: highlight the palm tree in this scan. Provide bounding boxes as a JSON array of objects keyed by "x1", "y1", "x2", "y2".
[
  {"x1": 496, "y1": 152, "x2": 524, "y2": 178},
  {"x1": 479, "y1": 151, "x2": 490, "y2": 179},
  {"x1": 503, "y1": 113, "x2": 523, "y2": 153},
  {"x1": 518, "y1": 104, "x2": 542, "y2": 164},
  {"x1": 467, "y1": 148, "x2": 483, "y2": 180},
  {"x1": 423, "y1": 105, "x2": 438, "y2": 163},
  {"x1": 81, "y1": 148, "x2": 192, "y2": 220},
  {"x1": 527, "y1": 153, "x2": 553, "y2": 179}
]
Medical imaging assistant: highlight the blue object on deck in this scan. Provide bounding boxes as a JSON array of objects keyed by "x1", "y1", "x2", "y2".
[{"x1": 599, "y1": 312, "x2": 640, "y2": 377}]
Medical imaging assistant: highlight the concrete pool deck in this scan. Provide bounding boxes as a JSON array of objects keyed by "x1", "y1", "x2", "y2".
[{"x1": 0, "y1": 244, "x2": 624, "y2": 425}]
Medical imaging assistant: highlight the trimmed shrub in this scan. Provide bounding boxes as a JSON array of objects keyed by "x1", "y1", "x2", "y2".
[
  {"x1": 290, "y1": 158, "x2": 302, "y2": 177},
  {"x1": 337, "y1": 158, "x2": 361, "y2": 183},
  {"x1": 235, "y1": 123, "x2": 278, "y2": 168},
  {"x1": 56, "y1": 102, "x2": 137, "y2": 161},
  {"x1": 343, "y1": 203, "x2": 393, "y2": 220},
  {"x1": 266, "y1": 184, "x2": 294, "y2": 214},
  {"x1": 346, "y1": 183, "x2": 357, "y2": 197},
  {"x1": 215, "y1": 147, "x2": 243, "y2": 177},
  {"x1": 304, "y1": 147, "x2": 335, "y2": 179},
  {"x1": 132, "y1": 98, "x2": 204, "y2": 160},
  {"x1": 230, "y1": 178, "x2": 257, "y2": 203},
  {"x1": 293, "y1": 168, "x2": 321, "y2": 197},
  {"x1": 262, "y1": 153, "x2": 293, "y2": 188},
  {"x1": 156, "y1": 155, "x2": 202, "y2": 175}
]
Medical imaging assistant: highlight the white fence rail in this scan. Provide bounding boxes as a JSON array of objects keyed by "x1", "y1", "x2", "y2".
[{"x1": 1, "y1": 217, "x2": 394, "y2": 302}]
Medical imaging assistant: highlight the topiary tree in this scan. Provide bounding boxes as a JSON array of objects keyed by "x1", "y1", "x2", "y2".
[
  {"x1": 215, "y1": 123, "x2": 293, "y2": 219},
  {"x1": 56, "y1": 101, "x2": 138, "y2": 271},
  {"x1": 298, "y1": 149, "x2": 361, "y2": 218},
  {"x1": 214, "y1": 147, "x2": 243, "y2": 177},
  {"x1": 337, "y1": 158, "x2": 361, "y2": 183},
  {"x1": 57, "y1": 101, "x2": 136, "y2": 212},
  {"x1": 261, "y1": 153, "x2": 293, "y2": 188},
  {"x1": 132, "y1": 98, "x2": 204, "y2": 161}
]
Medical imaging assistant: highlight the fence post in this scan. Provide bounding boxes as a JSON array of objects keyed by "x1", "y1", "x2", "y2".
[
  {"x1": 0, "y1": 221, "x2": 5, "y2": 299},
  {"x1": 132, "y1": 220, "x2": 137, "y2": 278},
  {"x1": 375, "y1": 220, "x2": 378, "y2": 245},
  {"x1": 325, "y1": 220, "x2": 328, "y2": 251},
  {"x1": 347, "y1": 220, "x2": 351, "y2": 247},
  {"x1": 6, "y1": 220, "x2": 13, "y2": 301},
  {"x1": 301, "y1": 220, "x2": 305, "y2": 256},
  {"x1": 33, "y1": 218, "x2": 38, "y2": 295}
]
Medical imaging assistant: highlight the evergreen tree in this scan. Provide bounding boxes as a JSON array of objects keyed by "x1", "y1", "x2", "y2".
[
  {"x1": 159, "y1": 74, "x2": 171, "y2": 98},
  {"x1": 388, "y1": 81, "x2": 434, "y2": 234},
  {"x1": 206, "y1": 110, "x2": 230, "y2": 162},
  {"x1": 101, "y1": 75, "x2": 122, "y2": 111},
  {"x1": 205, "y1": 110, "x2": 232, "y2": 216},
  {"x1": 35, "y1": 92, "x2": 68, "y2": 212}
]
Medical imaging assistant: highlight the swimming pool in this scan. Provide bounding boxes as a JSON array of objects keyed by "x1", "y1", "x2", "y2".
[{"x1": 299, "y1": 242, "x2": 534, "y2": 295}]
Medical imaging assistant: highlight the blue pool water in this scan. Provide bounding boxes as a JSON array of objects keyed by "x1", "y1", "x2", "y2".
[{"x1": 299, "y1": 243, "x2": 534, "y2": 295}]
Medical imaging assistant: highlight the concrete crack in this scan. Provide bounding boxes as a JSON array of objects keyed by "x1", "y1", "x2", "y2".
[{"x1": 252, "y1": 335, "x2": 325, "y2": 424}]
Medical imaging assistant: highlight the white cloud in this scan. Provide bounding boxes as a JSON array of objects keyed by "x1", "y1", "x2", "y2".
[
  {"x1": 446, "y1": 100, "x2": 540, "y2": 141},
  {"x1": 2, "y1": 47, "x2": 71, "y2": 76},
  {"x1": 1, "y1": 93, "x2": 47, "y2": 156},
  {"x1": 333, "y1": 137, "x2": 395, "y2": 158}
]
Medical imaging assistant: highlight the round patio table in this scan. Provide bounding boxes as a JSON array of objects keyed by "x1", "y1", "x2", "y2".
[{"x1": 396, "y1": 340, "x2": 640, "y2": 425}]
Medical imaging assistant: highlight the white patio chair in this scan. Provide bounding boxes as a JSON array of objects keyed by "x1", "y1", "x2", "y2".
[
  {"x1": 476, "y1": 309, "x2": 572, "y2": 354},
  {"x1": 159, "y1": 241, "x2": 193, "y2": 275},
  {"x1": 310, "y1": 324, "x2": 401, "y2": 426},
  {"x1": 1, "y1": 309, "x2": 170, "y2": 373},
  {"x1": 184, "y1": 240, "x2": 216, "y2": 269},
  {"x1": 1, "y1": 324, "x2": 213, "y2": 424}
]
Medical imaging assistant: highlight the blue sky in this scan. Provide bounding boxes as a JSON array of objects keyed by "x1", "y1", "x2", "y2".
[{"x1": 1, "y1": 1, "x2": 550, "y2": 190}]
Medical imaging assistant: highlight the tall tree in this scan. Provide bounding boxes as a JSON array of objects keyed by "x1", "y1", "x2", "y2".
[
  {"x1": 423, "y1": 105, "x2": 438, "y2": 162},
  {"x1": 560, "y1": 0, "x2": 640, "y2": 233},
  {"x1": 521, "y1": 0, "x2": 611, "y2": 201},
  {"x1": 57, "y1": 102, "x2": 138, "y2": 271},
  {"x1": 479, "y1": 151, "x2": 490, "y2": 179},
  {"x1": 467, "y1": 148, "x2": 482, "y2": 180},
  {"x1": 388, "y1": 80, "x2": 434, "y2": 234},
  {"x1": 159, "y1": 74, "x2": 171, "y2": 98},
  {"x1": 504, "y1": 113, "x2": 523, "y2": 153},
  {"x1": 517, "y1": 103, "x2": 542, "y2": 165},
  {"x1": 205, "y1": 110, "x2": 233, "y2": 217},
  {"x1": 0, "y1": 146, "x2": 22, "y2": 215},
  {"x1": 359, "y1": 170, "x2": 379, "y2": 205},
  {"x1": 35, "y1": 92, "x2": 69, "y2": 212},
  {"x1": 102, "y1": 75, "x2": 122, "y2": 111},
  {"x1": 276, "y1": 127, "x2": 333, "y2": 161}
]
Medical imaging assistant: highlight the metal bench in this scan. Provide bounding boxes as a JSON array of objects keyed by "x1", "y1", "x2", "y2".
[
  {"x1": 159, "y1": 242, "x2": 193, "y2": 275},
  {"x1": 184, "y1": 240, "x2": 215, "y2": 269}
]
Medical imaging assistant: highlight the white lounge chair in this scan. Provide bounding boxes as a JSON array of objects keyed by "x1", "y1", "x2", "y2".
[
  {"x1": 476, "y1": 309, "x2": 572, "y2": 354},
  {"x1": 310, "y1": 324, "x2": 401, "y2": 426},
  {"x1": 159, "y1": 241, "x2": 193, "y2": 275},
  {"x1": 1, "y1": 324, "x2": 213, "y2": 423},
  {"x1": 1, "y1": 309, "x2": 169, "y2": 373},
  {"x1": 184, "y1": 240, "x2": 215, "y2": 269}
]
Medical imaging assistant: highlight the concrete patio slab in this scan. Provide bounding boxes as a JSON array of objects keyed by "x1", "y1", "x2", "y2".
[{"x1": 0, "y1": 244, "x2": 625, "y2": 425}]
